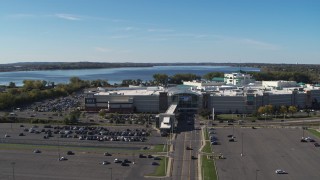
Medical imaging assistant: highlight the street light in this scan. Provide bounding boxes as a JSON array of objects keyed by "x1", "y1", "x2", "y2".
[
  {"x1": 241, "y1": 132, "x2": 244, "y2": 157},
  {"x1": 11, "y1": 162, "x2": 15, "y2": 180},
  {"x1": 109, "y1": 168, "x2": 113, "y2": 180}
]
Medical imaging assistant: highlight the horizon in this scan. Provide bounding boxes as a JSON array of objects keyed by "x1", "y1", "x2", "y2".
[{"x1": 0, "y1": 0, "x2": 319, "y2": 64}]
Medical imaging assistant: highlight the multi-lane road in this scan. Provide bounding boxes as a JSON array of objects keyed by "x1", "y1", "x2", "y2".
[{"x1": 171, "y1": 112, "x2": 201, "y2": 180}]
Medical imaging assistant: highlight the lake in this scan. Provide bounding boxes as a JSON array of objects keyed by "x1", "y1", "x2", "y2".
[{"x1": 0, "y1": 66, "x2": 259, "y2": 86}]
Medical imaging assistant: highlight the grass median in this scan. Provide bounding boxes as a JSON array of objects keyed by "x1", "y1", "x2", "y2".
[
  {"x1": 308, "y1": 128, "x2": 320, "y2": 138},
  {"x1": 201, "y1": 128, "x2": 217, "y2": 180},
  {"x1": 201, "y1": 155, "x2": 217, "y2": 180}
]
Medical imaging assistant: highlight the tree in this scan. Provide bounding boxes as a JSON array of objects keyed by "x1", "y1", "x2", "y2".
[
  {"x1": 8, "y1": 82, "x2": 16, "y2": 88},
  {"x1": 153, "y1": 74, "x2": 168, "y2": 85},
  {"x1": 257, "y1": 106, "x2": 266, "y2": 116},
  {"x1": 279, "y1": 105, "x2": 287, "y2": 119},
  {"x1": 202, "y1": 72, "x2": 224, "y2": 81},
  {"x1": 288, "y1": 106, "x2": 298, "y2": 117},
  {"x1": 99, "y1": 109, "x2": 106, "y2": 119}
]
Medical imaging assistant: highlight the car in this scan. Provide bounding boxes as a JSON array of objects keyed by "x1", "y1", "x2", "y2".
[
  {"x1": 186, "y1": 146, "x2": 193, "y2": 150},
  {"x1": 191, "y1": 155, "x2": 198, "y2": 160},
  {"x1": 4, "y1": 134, "x2": 10, "y2": 138},
  {"x1": 275, "y1": 169, "x2": 286, "y2": 174},
  {"x1": 20, "y1": 124, "x2": 24, "y2": 127},
  {"x1": 209, "y1": 131, "x2": 215, "y2": 134},
  {"x1": 104, "y1": 152, "x2": 112, "y2": 156},
  {"x1": 211, "y1": 141, "x2": 218, "y2": 145},
  {"x1": 152, "y1": 162, "x2": 159, "y2": 165},
  {"x1": 227, "y1": 135, "x2": 233, "y2": 138},
  {"x1": 229, "y1": 138, "x2": 235, "y2": 142},
  {"x1": 153, "y1": 156, "x2": 161, "y2": 160},
  {"x1": 309, "y1": 139, "x2": 316, "y2": 142},
  {"x1": 33, "y1": 149, "x2": 41, "y2": 153},
  {"x1": 139, "y1": 154, "x2": 146, "y2": 158},
  {"x1": 314, "y1": 143, "x2": 320, "y2": 147},
  {"x1": 121, "y1": 162, "x2": 129, "y2": 166},
  {"x1": 123, "y1": 159, "x2": 131, "y2": 163},
  {"x1": 102, "y1": 161, "x2": 110, "y2": 165},
  {"x1": 147, "y1": 155, "x2": 153, "y2": 158},
  {"x1": 59, "y1": 157, "x2": 68, "y2": 161},
  {"x1": 300, "y1": 138, "x2": 307, "y2": 142},
  {"x1": 114, "y1": 159, "x2": 122, "y2": 163},
  {"x1": 18, "y1": 133, "x2": 25, "y2": 136},
  {"x1": 67, "y1": 151, "x2": 74, "y2": 155}
]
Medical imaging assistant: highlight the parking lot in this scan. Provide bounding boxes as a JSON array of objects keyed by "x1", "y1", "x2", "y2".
[
  {"x1": 0, "y1": 148, "x2": 163, "y2": 180},
  {"x1": 0, "y1": 123, "x2": 167, "y2": 180},
  {"x1": 212, "y1": 127, "x2": 320, "y2": 180}
]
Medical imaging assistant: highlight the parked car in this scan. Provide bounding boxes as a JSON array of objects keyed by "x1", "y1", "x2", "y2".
[
  {"x1": 314, "y1": 143, "x2": 320, "y2": 147},
  {"x1": 147, "y1": 155, "x2": 153, "y2": 158},
  {"x1": 153, "y1": 156, "x2": 161, "y2": 160},
  {"x1": 229, "y1": 138, "x2": 235, "y2": 142},
  {"x1": 211, "y1": 141, "x2": 218, "y2": 145},
  {"x1": 67, "y1": 151, "x2": 74, "y2": 155},
  {"x1": 33, "y1": 149, "x2": 41, "y2": 153},
  {"x1": 152, "y1": 162, "x2": 159, "y2": 165},
  {"x1": 191, "y1": 155, "x2": 198, "y2": 160},
  {"x1": 139, "y1": 154, "x2": 146, "y2": 158},
  {"x1": 186, "y1": 146, "x2": 193, "y2": 150},
  {"x1": 114, "y1": 159, "x2": 122, "y2": 163},
  {"x1": 102, "y1": 161, "x2": 110, "y2": 165},
  {"x1": 104, "y1": 152, "x2": 112, "y2": 156},
  {"x1": 275, "y1": 169, "x2": 286, "y2": 174},
  {"x1": 59, "y1": 157, "x2": 68, "y2": 161},
  {"x1": 300, "y1": 138, "x2": 307, "y2": 142},
  {"x1": 121, "y1": 162, "x2": 129, "y2": 166}
]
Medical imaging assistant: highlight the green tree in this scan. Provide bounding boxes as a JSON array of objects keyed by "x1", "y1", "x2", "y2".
[
  {"x1": 279, "y1": 105, "x2": 287, "y2": 119},
  {"x1": 202, "y1": 72, "x2": 224, "y2": 81},
  {"x1": 99, "y1": 109, "x2": 106, "y2": 119},
  {"x1": 153, "y1": 74, "x2": 168, "y2": 85},
  {"x1": 8, "y1": 82, "x2": 16, "y2": 88},
  {"x1": 288, "y1": 106, "x2": 298, "y2": 116}
]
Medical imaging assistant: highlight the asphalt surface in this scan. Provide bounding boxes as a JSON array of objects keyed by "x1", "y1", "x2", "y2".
[
  {"x1": 0, "y1": 149, "x2": 158, "y2": 180},
  {"x1": 213, "y1": 127, "x2": 320, "y2": 180},
  {"x1": 171, "y1": 113, "x2": 201, "y2": 180},
  {"x1": 0, "y1": 123, "x2": 166, "y2": 180}
]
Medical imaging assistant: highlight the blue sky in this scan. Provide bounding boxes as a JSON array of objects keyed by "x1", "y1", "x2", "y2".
[{"x1": 0, "y1": 0, "x2": 319, "y2": 64}]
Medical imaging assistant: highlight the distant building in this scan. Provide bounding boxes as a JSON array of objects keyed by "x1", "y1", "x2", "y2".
[
  {"x1": 262, "y1": 81, "x2": 297, "y2": 89},
  {"x1": 224, "y1": 72, "x2": 254, "y2": 86},
  {"x1": 84, "y1": 72, "x2": 320, "y2": 115}
]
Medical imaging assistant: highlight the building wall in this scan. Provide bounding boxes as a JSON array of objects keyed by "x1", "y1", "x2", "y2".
[
  {"x1": 133, "y1": 95, "x2": 159, "y2": 113},
  {"x1": 209, "y1": 96, "x2": 246, "y2": 114}
]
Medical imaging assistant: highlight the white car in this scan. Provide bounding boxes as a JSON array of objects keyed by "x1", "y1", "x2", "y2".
[
  {"x1": 275, "y1": 169, "x2": 286, "y2": 174},
  {"x1": 59, "y1": 157, "x2": 68, "y2": 161}
]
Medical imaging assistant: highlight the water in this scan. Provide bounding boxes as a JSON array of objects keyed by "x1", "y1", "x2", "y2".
[{"x1": 0, "y1": 66, "x2": 259, "y2": 86}]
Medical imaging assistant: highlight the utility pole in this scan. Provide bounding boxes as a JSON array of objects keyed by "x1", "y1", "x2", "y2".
[
  {"x1": 109, "y1": 168, "x2": 113, "y2": 180},
  {"x1": 11, "y1": 162, "x2": 15, "y2": 180},
  {"x1": 241, "y1": 132, "x2": 244, "y2": 157}
]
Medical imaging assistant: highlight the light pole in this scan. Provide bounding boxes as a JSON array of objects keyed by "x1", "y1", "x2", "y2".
[
  {"x1": 109, "y1": 168, "x2": 113, "y2": 180},
  {"x1": 11, "y1": 162, "x2": 15, "y2": 180},
  {"x1": 255, "y1": 169, "x2": 259, "y2": 180},
  {"x1": 58, "y1": 136, "x2": 61, "y2": 161},
  {"x1": 241, "y1": 132, "x2": 244, "y2": 157},
  {"x1": 232, "y1": 125, "x2": 235, "y2": 136}
]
